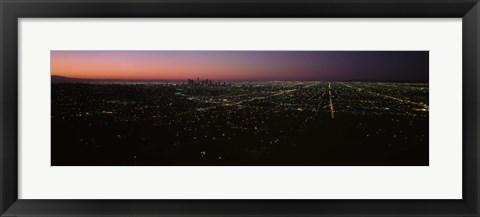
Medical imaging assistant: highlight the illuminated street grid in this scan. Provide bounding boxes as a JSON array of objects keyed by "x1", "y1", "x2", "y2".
[{"x1": 52, "y1": 81, "x2": 429, "y2": 166}]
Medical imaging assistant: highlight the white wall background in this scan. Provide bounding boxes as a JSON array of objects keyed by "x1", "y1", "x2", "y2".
[{"x1": 18, "y1": 18, "x2": 462, "y2": 199}]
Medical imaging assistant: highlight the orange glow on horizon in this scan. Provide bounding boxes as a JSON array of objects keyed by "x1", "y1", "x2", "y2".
[{"x1": 51, "y1": 51, "x2": 280, "y2": 81}]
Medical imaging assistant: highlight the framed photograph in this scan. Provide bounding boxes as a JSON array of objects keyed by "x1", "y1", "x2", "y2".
[{"x1": 1, "y1": 0, "x2": 479, "y2": 216}]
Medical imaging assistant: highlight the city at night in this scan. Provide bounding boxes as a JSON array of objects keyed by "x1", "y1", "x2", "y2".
[{"x1": 51, "y1": 51, "x2": 429, "y2": 166}]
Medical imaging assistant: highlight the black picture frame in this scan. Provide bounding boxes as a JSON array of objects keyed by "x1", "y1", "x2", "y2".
[{"x1": 1, "y1": 0, "x2": 479, "y2": 216}]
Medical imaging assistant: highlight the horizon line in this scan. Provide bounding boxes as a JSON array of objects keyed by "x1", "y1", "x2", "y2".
[{"x1": 51, "y1": 75, "x2": 428, "y2": 83}]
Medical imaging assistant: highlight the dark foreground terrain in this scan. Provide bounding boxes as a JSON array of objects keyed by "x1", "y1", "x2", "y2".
[{"x1": 52, "y1": 81, "x2": 428, "y2": 166}]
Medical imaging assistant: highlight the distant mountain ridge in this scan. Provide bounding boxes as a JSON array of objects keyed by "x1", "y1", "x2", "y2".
[
  {"x1": 51, "y1": 76, "x2": 187, "y2": 83},
  {"x1": 51, "y1": 75, "x2": 92, "y2": 83}
]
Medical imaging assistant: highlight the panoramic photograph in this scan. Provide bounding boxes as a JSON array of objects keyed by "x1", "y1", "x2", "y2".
[{"x1": 51, "y1": 51, "x2": 429, "y2": 166}]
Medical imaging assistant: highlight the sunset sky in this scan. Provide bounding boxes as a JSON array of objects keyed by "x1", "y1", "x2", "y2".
[{"x1": 51, "y1": 51, "x2": 428, "y2": 82}]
